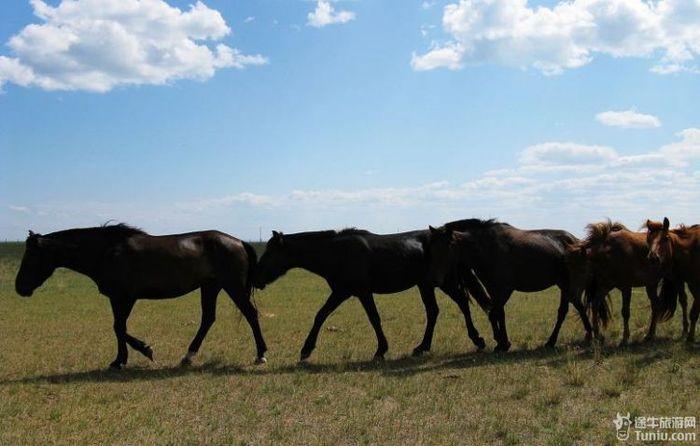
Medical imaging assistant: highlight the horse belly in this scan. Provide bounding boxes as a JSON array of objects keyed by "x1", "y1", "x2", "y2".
[{"x1": 129, "y1": 260, "x2": 212, "y2": 299}]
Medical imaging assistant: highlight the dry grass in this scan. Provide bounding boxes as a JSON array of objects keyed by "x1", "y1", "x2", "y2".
[{"x1": 0, "y1": 243, "x2": 697, "y2": 445}]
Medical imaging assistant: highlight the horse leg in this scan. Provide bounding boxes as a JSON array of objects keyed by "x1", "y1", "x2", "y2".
[
  {"x1": 124, "y1": 333, "x2": 154, "y2": 361},
  {"x1": 570, "y1": 290, "x2": 593, "y2": 342},
  {"x1": 686, "y1": 283, "x2": 700, "y2": 343},
  {"x1": 679, "y1": 285, "x2": 689, "y2": 337},
  {"x1": 358, "y1": 293, "x2": 389, "y2": 360},
  {"x1": 620, "y1": 287, "x2": 631, "y2": 346},
  {"x1": 440, "y1": 282, "x2": 486, "y2": 350},
  {"x1": 225, "y1": 285, "x2": 268, "y2": 364},
  {"x1": 412, "y1": 285, "x2": 439, "y2": 357},
  {"x1": 300, "y1": 291, "x2": 350, "y2": 361},
  {"x1": 545, "y1": 288, "x2": 570, "y2": 348},
  {"x1": 644, "y1": 285, "x2": 658, "y2": 342},
  {"x1": 493, "y1": 290, "x2": 512, "y2": 352},
  {"x1": 180, "y1": 285, "x2": 220, "y2": 366},
  {"x1": 108, "y1": 297, "x2": 135, "y2": 370}
]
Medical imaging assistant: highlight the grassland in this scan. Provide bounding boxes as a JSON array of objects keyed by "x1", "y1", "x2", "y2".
[{"x1": 0, "y1": 242, "x2": 697, "y2": 445}]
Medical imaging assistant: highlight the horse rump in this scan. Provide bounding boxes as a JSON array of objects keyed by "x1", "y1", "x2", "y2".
[{"x1": 584, "y1": 275, "x2": 612, "y2": 328}]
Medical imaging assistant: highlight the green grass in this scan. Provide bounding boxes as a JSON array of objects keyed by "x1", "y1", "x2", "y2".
[{"x1": 0, "y1": 243, "x2": 697, "y2": 444}]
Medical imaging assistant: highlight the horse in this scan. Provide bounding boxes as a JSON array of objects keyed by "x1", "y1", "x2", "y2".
[
  {"x1": 253, "y1": 225, "x2": 493, "y2": 361},
  {"x1": 646, "y1": 218, "x2": 699, "y2": 343},
  {"x1": 14, "y1": 224, "x2": 267, "y2": 370},
  {"x1": 579, "y1": 220, "x2": 685, "y2": 345},
  {"x1": 427, "y1": 219, "x2": 593, "y2": 352}
]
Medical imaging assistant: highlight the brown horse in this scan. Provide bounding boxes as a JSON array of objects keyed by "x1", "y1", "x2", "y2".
[
  {"x1": 646, "y1": 218, "x2": 699, "y2": 343},
  {"x1": 581, "y1": 220, "x2": 685, "y2": 345},
  {"x1": 15, "y1": 224, "x2": 267, "y2": 370}
]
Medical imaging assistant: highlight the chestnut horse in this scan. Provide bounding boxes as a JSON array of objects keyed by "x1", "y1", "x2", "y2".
[
  {"x1": 646, "y1": 218, "x2": 699, "y2": 343},
  {"x1": 581, "y1": 220, "x2": 684, "y2": 345},
  {"x1": 427, "y1": 220, "x2": 593, "y2": 352},
  {"x1": 15, "y1": 224, "x2": 267, "y2": 370}
]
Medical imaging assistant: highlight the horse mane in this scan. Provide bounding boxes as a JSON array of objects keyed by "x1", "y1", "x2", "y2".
[
  {"x1": 284, "y1": 227, "x2": 372, "y2": 240},
  {"x1": 48, "y1": 222, "x2": 148, "y2": 240},
  {"x1": 444, "y1": 218, "x2": 505, "y2": 232},
  {"x1": 581, "y1": 219, "x2": 628, "y2": 247},
  {"x1": 672, "y1": 224, "x2": 700, "y2": 238},
  {"x1": 337, "y1": 227, "x2": 371, "y2": 235}
]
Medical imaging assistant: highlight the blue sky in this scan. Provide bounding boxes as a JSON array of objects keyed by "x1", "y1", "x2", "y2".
[{"x1": 1, "y1": 0, "x2": 699, "y2": 240}]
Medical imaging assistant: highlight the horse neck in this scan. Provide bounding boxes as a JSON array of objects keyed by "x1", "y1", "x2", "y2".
[
  {"x1": 286, "y1": 237, "x2": 335, "y2": 277},
  {"x1": 49, "y1": 231, "x2": 113, "y2": 280},
  {"x1": 669, "y1": 231, "x2": 698, "y2": 274}
]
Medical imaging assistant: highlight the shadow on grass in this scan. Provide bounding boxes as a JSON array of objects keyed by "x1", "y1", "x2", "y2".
[{"x1": 0, "y1": 337, "x2": 693, "y2": 385}]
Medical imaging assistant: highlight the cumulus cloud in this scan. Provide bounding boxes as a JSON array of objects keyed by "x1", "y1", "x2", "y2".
[
  {"x1": 412, "y1": 0, "x2": 700, "y2": 75},
  {"x1": 596, "y1": 110, "x2": 662, "y2": 129},
  {"x1": 307, "y1": 0, "x2": 356, "y2": 28},
  {"x1": 0, "y1": 0, "x2": 267, "y2": 92}
]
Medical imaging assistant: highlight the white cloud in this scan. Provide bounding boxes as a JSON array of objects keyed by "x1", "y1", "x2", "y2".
[
  {"x1": 413, "y1": 0, "x2": 700, "y2": 74},
  {"x1": 307, "y1": 0, "x2": 356, "y2": 28},
  {"x1": 520, "y1": 142, "x2": 618, "y2": 166},
  {"x1": 244, "y1": 16, "x2": 255, "y2": 23},
  {"x1": 8, "y1": 205, "x2": 30, "y2": 213},
  {"x1": 412, "y1": 42, "x2": 464, "y2": 70},
  {"x1": 0, "y1": 0, "x2": 266, "y2": 92},
  {"x1": 596, "y1": 110, "x2": 662, "y2": 129}
]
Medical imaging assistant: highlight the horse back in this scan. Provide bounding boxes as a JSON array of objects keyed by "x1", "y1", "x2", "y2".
[{"x1": 101, "y1": 231, "x2": 249, "y2": 298}]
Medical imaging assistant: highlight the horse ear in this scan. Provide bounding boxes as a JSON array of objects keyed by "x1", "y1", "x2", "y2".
[
  {"x1": 429, "y1": 225, "x2": 437, "y2": 234},
  {"x1": 645, "y1": 219, "x2": 652, "y2": 230},
  {"x1": 663, "y1": 217, "x2": 670, "y2": 231}
]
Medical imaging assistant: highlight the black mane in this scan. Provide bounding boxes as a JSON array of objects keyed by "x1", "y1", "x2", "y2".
[
  {"x1": 444, "y1": 218, "x2": 506, "y2": 232},
  {"x1": 47, "y1": 222, "x2": 148, "y2": 240},
  {"x1": 284, "y1": 228, "x2": 372, "y2": 240}
]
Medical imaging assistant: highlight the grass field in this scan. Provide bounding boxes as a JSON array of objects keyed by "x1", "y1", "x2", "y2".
[{"x1": 0, "y1": 242, "x2": 697, "y2": 445}]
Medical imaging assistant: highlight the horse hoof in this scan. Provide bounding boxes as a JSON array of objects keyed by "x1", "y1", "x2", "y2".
[
  {"x1": 373, "y1": 354, "x2": 385, "y2": 362},
  {"x1": 108, "y1": 361, "x2": 124, "y2": 371},
  {"x1": 475, "y1": 338, "x2": 486, "y2": 350},
  {"x1": 299, "y1": 352, "x2": 311, "y2": 363},
  {"x1": 494, "y1": 343, "x2": 511, "y2": 353},
  {"x1": 254, "y1": 356, "x2": 267, "y2": 365},
  {"x1": 144, "y1": 345, "x2": 154, "y2": 362},
  {"x1": 412, "y1": 347, "x2": 428, "y2": 357},
  {"x1": 180, "y1": 356, "x2": 193, "y2": 367},
  {"x1": 544, "y1": 341, "x2": 556, "y2": 349},
  {"x1": 643, "y1": 335, "x2": 655, "y2": 343},
  {"x1": 584, "y1": 332, "x2": 593, "y2": 342},
  {"x1": 618, "y1": 341, "x2": 628, "y2": 348}
]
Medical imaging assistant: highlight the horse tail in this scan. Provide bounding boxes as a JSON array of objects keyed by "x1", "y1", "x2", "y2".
[
  {"x1": 654, "y1": 277, "x2": 678, "y2": 323},
  {"x1": 584, "y1": 275, "x2": 611, "y2": 328},
  {"x1": 460, "y1": 270, "x2": 491, "y2": 313},
  {"x1": 242, "y1": 241, "x2": 258, "y2": 309}
]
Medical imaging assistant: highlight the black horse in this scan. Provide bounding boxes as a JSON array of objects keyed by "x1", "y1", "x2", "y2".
[
  {"x1": 254, "y1": 225, "x2": 492, "y2": 361},
  {"x1": 428, "y1": 219, "x2": 592, "y2": 352},
  {"x1": 14, "y1": 224, "x2": 267, "y2": 370}
]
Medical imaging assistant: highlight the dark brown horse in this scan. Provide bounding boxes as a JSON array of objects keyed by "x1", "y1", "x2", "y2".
[
  {"x1": 427, "y1": 220, "x2": 592, "y2": 352},
  {"x1": 580, "y1": 220, "x2": 685, "y2": 345},
  {"x1": 646, "y1": 218, "x2": 699, "y2": 343},
  {"x1": 254, "y1": 225, "x2": 492, "y2": 361},
  {"x1": 14, "y1": 224, "x2": 267, "y2": 370}
]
